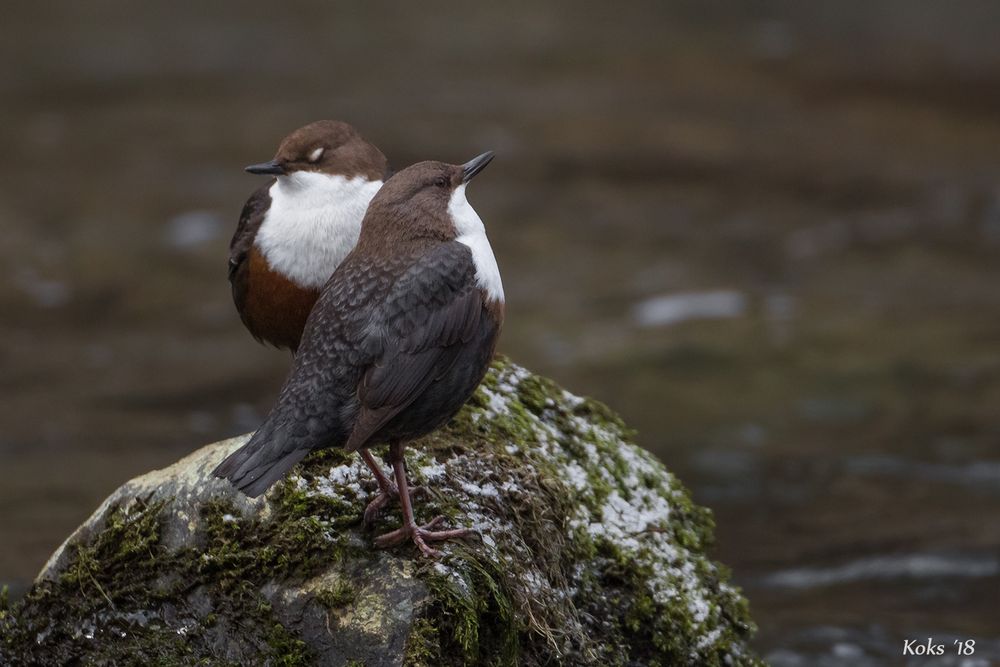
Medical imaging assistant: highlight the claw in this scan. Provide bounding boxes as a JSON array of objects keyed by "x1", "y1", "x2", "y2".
[
  {"x1": 362, "y1": 485, "x2": 427, "y2": 527},
  {"x1": 363, "y1": 491, "x2": 393, "y2": 526},
  {"x1": 373, "y1": 515, "x2": 473, "y2": 557},
  {"x1": 375, "y1": 442, "x2": 470, "y2": 557}
]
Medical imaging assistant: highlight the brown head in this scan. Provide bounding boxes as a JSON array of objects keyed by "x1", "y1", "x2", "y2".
[
  {"x1": 357, "y1": 152, "x2": 495, "y2": 248},
  {"x1": 245, "y1": 120, "x2": 389, "y2": 181}
]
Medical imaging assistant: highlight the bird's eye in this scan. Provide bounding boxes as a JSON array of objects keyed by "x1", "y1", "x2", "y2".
[
  {"x1": 307, "y1": 147, "x2": 325, "y2": 163},
  {"x1": 434, "y1": 176, "x2": 449, "y2": 188}
]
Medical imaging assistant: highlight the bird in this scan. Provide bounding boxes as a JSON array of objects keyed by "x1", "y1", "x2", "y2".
[
  {"x1": 229, "y1": 120, "x2": 390, "y2": 355},
  {"x1": 214, "y1": 151, "x2": 504, "y2": 557},
  {"x1": 228, "y1": 120, "x2": 395, "y2": 522}
]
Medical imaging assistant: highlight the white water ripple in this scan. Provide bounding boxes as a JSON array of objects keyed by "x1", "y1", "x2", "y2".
[{"x1": 761, "y1": 553, "x2": 999, "y2": 590}]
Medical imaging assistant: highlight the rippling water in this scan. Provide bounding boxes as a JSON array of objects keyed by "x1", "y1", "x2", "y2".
[{"x1": 2, "y1": 2, "x2": 1000, "y2": 661}]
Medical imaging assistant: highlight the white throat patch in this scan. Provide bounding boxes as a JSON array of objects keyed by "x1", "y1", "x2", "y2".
[
  {"x1": 255, "y1": 171, "x2": 383, "y2": 289},
  {"x1": 448, "y1": 184, "x2": 504, "y2": 303}
]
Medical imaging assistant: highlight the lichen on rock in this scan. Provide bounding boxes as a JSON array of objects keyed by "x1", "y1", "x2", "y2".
[{"x1": 1, "y1": 358, "x2": 761, "y2": 666}]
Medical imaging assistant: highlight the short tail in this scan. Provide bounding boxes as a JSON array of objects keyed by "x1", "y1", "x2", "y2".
[{"x1": 212, "y1": 426, "x2": 310, "y2": 498}]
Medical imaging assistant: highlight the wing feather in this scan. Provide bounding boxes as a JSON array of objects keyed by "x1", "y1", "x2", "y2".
[
  {"x1": 344, "y1": 243, "x2": 482, "y2": 452},
  {"x1": 228, "y1": 184, "x2": 272, "y2": 318}
]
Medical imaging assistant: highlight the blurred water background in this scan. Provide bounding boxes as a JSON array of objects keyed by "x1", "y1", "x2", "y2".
[{"x1": 2, "y1": 2, "x2": 1000, "y2": 663}]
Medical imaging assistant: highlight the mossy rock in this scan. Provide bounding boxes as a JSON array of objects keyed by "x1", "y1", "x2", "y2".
[{"x1": 1, "y1": 358, "x2": 761, "y2": 666}]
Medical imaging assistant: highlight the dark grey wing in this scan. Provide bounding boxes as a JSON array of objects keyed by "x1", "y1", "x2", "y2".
[
  {"x1": 345, "y1": 242, "x2": 482, "y2": 452},
  {"x1": 213, "y1": 252, "x2": 396, "y2": 496},
  {"x1": 228, "y1": 183, "x2": 272, "y2": 310}
]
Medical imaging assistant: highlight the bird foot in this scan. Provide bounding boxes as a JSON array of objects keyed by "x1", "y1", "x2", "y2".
[
  {"x1": 363, "y1": 485, "x2": 428, "y2": 526},
  {"x1": 373, "y1": 515, "x2": 474, "y2": 558}
]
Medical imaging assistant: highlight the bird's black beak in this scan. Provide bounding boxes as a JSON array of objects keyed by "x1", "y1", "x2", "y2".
[
  {"x1": 245, "y1": 160, "x2": 286, "y2": 176},
  {"x1": 461, "y1": 151, "x2": 495, "y2": 183}
]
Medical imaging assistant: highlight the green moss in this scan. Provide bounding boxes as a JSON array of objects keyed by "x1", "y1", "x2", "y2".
[
  {"x1": 416, "y1": 547, "x2": 518, "y2": 666},
  {"x1": 0, "y1": 487, "x2": 341, "y2": 664},
  {"x1": 398, "y1": 359, "x2": 757, "y2": 664},
  {"x1": 314, "y1": 577, "x2": 357, "y2": 610},
  {"x1": 404, "y1": 617, "x2": 442, "y2": 666},
  {"x1": 3, "y1": 358, "x2": 760, "y2": 666},
  {"x1": 57, "y1": 495, "x2": 166, "y2": 597},
  {"x1": 270, "y1": 478, "x2": 361, "y2": 529},
  {"x1": 263, "y1": 620, "x2": 311, "y2": 667},
  {"x1": 3, "y1": 500, "x2": 199, "y2": 665}
]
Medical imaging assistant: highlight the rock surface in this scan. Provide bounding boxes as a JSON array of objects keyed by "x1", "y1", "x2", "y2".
[{"x1": 1, "y1": 359, "x2": 761, "y2": 666}]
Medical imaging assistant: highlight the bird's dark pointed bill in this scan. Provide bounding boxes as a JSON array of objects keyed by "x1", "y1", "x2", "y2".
[
  {"x1": 245, "y1": 160, "x2": 286, "y2": 175},
  {"x1": 462, "y1": 151, "x2": 495, "y2": 183}
]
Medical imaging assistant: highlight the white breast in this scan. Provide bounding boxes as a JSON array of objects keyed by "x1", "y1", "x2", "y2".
[
  {"x1": 255, "y1": 172, "x2": 383, "y2": 289},
  {"x1": 448, "y1": 184, "x2": 504, "y2": 303}
]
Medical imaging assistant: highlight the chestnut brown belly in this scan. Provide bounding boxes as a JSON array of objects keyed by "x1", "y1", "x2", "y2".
[{"x1": 240, "y1": 248, "x2": 321, "y2": 352}]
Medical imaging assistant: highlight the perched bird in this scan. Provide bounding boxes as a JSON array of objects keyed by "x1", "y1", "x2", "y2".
[
  {"x1": 229, "y1": 121, "x2": 393, "y2": 511},
  {"x1": 215, "y1": 152, "x2": 503, "y2": 557},
  {"x1": 229, "y1": 120, "x2": 389, "y2": 354}
]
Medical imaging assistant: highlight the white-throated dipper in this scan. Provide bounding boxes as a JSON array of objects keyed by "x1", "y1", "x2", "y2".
[
  {"x1": 230, "y1": 120, "x2": 397, "y2": 539},
  {"x1": 214, "y1": 151, "x2": 504, "y2": 557},
  {"x1": 229, "y1": 120, "x2": 389, "y2": 353}
]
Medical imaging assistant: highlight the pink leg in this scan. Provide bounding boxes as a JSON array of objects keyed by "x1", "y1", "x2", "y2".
[
  {"x1": 373, "y1": 442, "x2": 472, "y2": 557},
  {"x1": 358, "y1": 448, "x2": 425, "y2": 526},
  {"x1": 360, "y1": 449, "x2": 395, "y2": 492}
]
